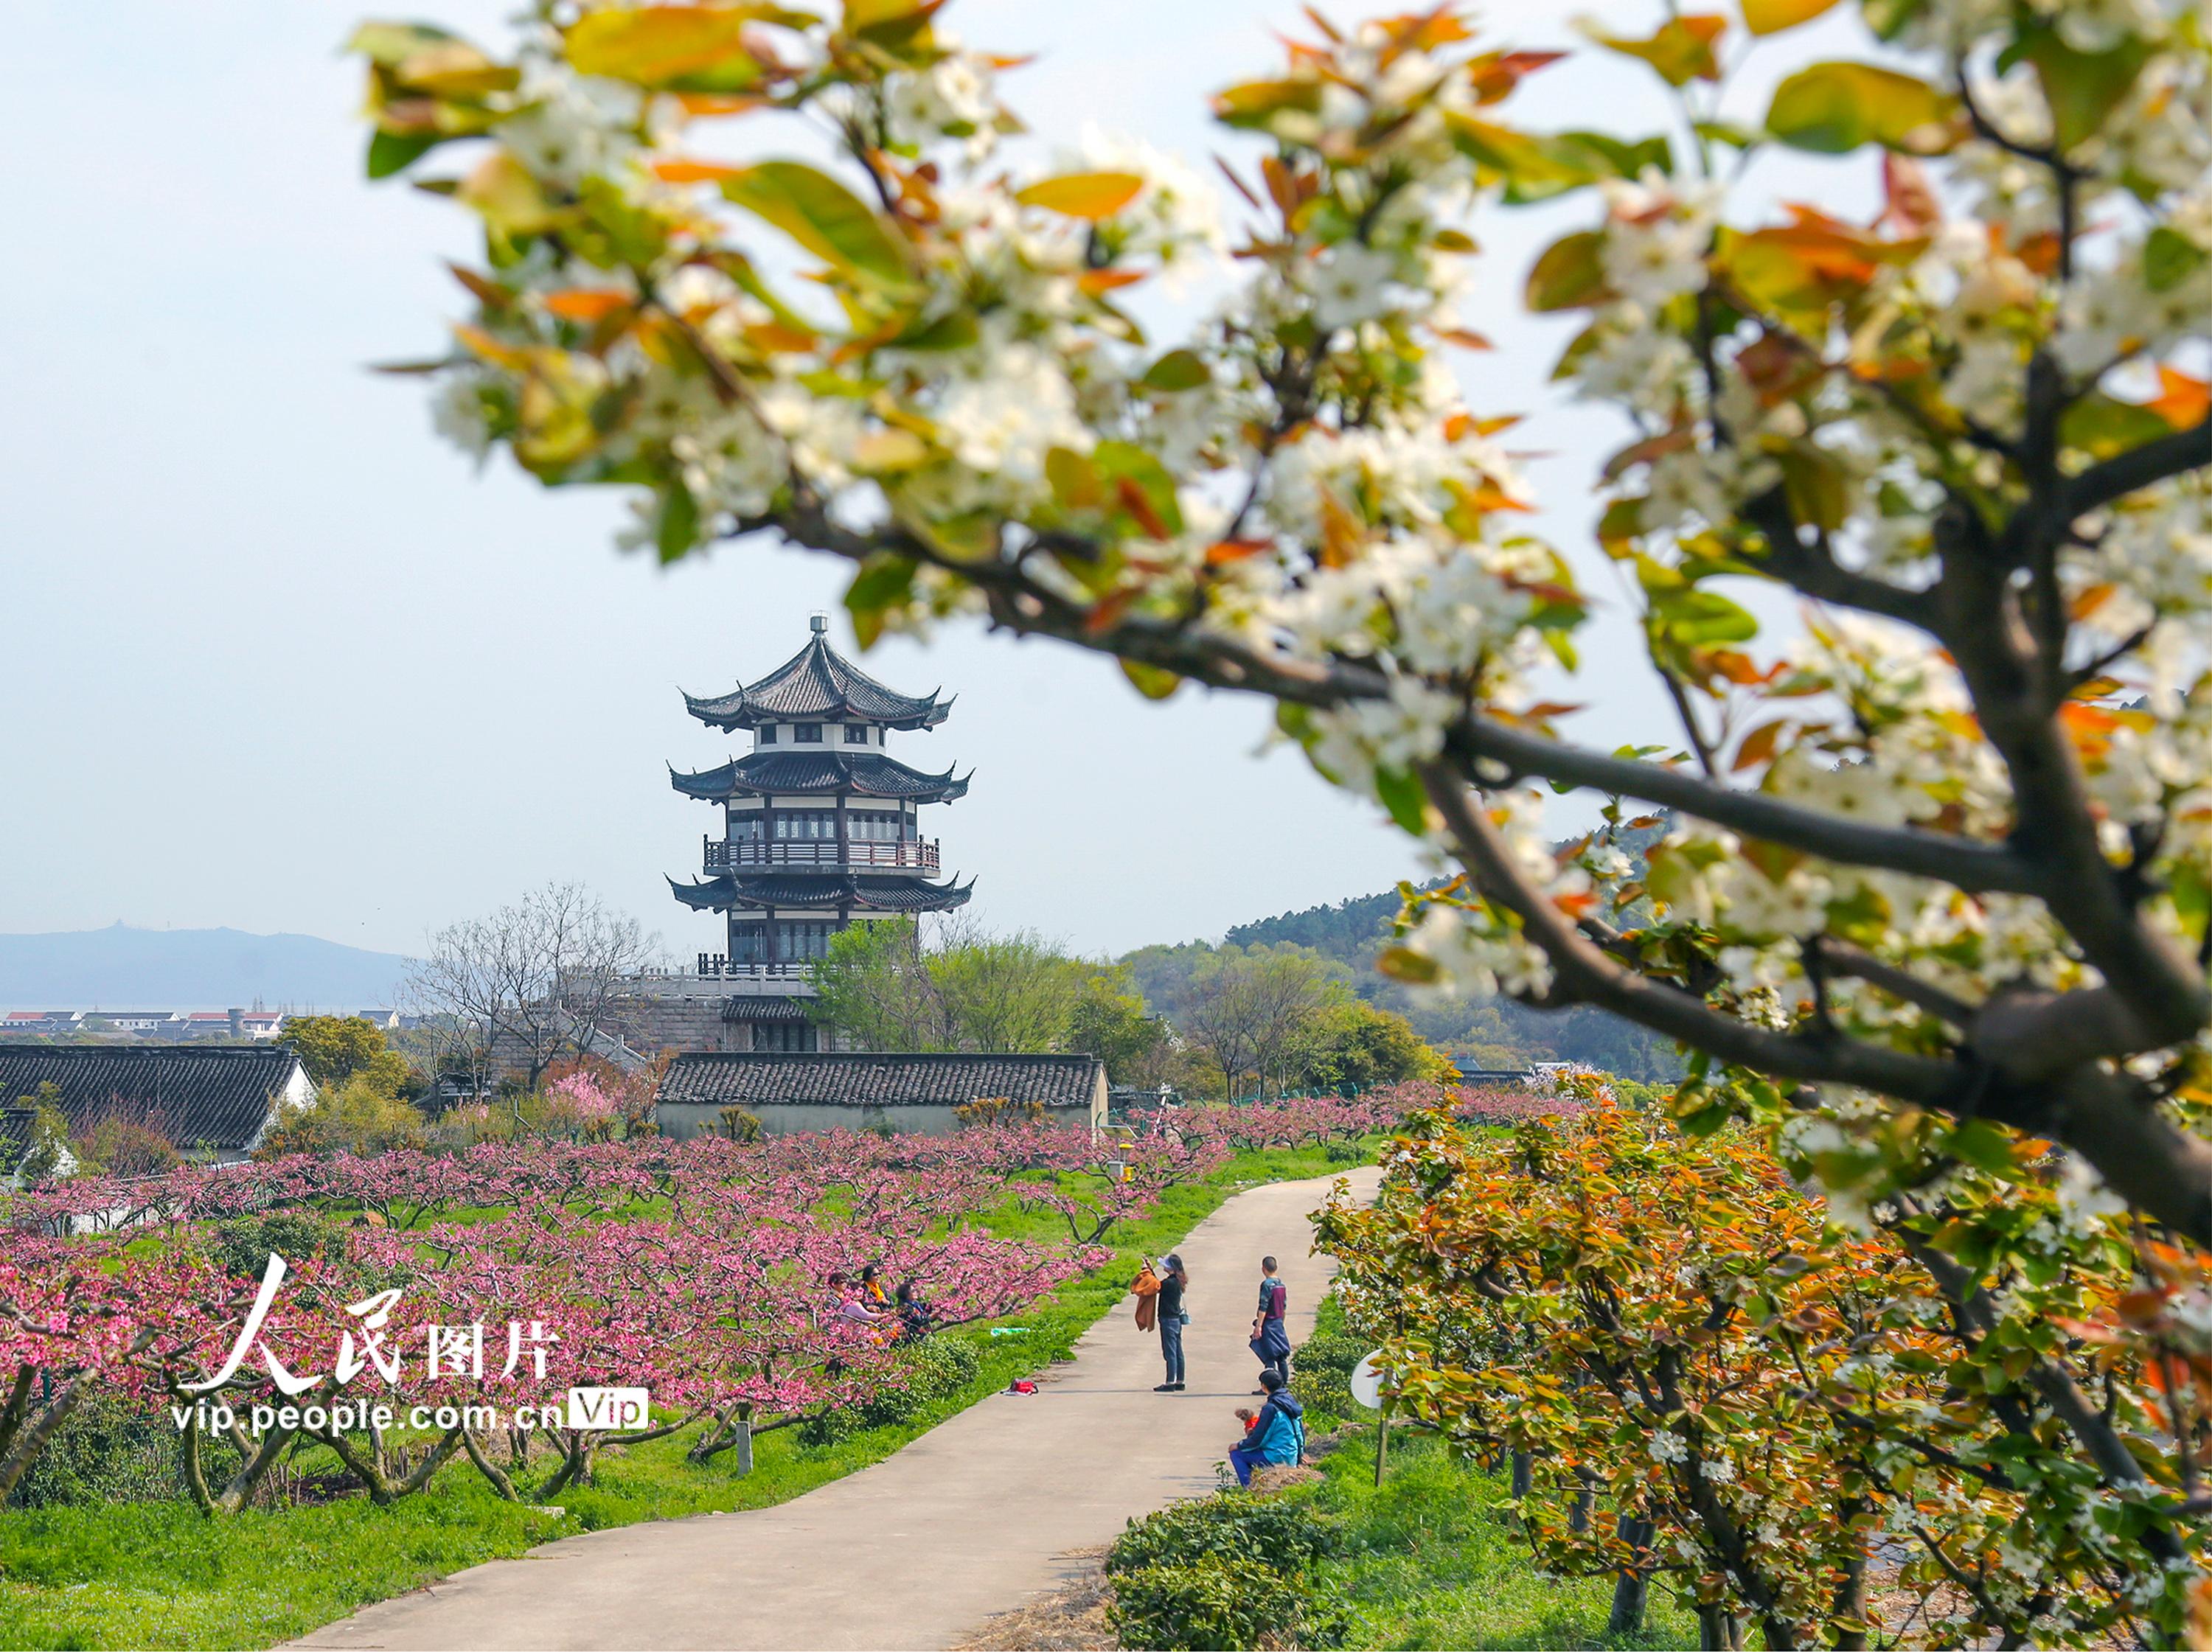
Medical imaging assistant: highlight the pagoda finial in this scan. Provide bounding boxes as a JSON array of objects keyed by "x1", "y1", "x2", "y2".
[{"x1": 810, "y1": 611, "x2": 829, "y2": 636}]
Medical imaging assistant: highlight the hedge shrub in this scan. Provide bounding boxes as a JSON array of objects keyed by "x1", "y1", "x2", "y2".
[
  {"x1": 1287, "y1": 1328, "x2": 1367, "y2": 1422},
  {"x1": 800, "y1": 1335, "x2": 981, "y2": 1446},
  {"x1": 1107, "y1": 1491, "x2": 1340, "y2": 1578},
  {"x1": 1106, "y1": 1555, "x2": 1314, "y2": 1651}
]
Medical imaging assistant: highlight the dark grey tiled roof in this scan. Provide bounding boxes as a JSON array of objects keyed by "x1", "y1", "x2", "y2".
[
  {"x1": 667, "y1": 873, "x2": 974, "y2": 914},
  {"x1": 670, "y1": 751, "x2": 970, "y2": 803},
  {"x1": 720, "y1": 997, "x2": 815, "y2": 1022},
  {"x1": 684, "y1": 635, "x2": 950, "y2": 731},
  {"x1": 0, "y1": 1109, "x2": 33, "y2": 1174},
  {"x1": 658, "y1": 1052, "x2": 1104, "y2": 1110},
  {"x1": 0, "y1": 1046, "x2": 305, "y2": 1152}
]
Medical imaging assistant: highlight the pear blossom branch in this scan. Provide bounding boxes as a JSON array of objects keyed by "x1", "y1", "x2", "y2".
[{"x1": 2064, "y1": 422, "x2": 2212, "y2": 520}]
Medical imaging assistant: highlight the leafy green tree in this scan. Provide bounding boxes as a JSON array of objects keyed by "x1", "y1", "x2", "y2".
[
  {"x1": 807, "y1": 918, "x2": 1114, "y2": 1056},
  {"x1": 807, "y1": 919, "x2": 947, "y2": 1050},
  {"x1": 1289, "y1": 1000, "x2": 1454, "y2": 1092},
  {"x1": 254, "y1": 1074, "x2": 426, "y2": 1158},
  {"x1": 1179, "y1": 945, "x2": 1348, "y2": 1099},
  {"x1": 1065, "y1": 969, "x2": 1171, "y2": 1085},
  {"x1": 278, "y1": 1014, "x2": 412, "y2": 1095},
  {"x1": 927, "y1": 927, "x2": 1093, "y2": 1052},
  {"x1": 7, "y1": 1084, "x2": 72, "y2": 1184}
]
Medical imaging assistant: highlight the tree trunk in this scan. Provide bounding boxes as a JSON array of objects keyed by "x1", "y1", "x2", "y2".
[
  {"x1": 462, "y1": 1428, "x2": 521, "y2": 1502},
  {"x1": 1830, "y1": 1546, "x2": 1868, "y2": 1651},
  {"x1": 1697, "y1": 1604, "x2": 1743, "y2": 1650},
  {"x1": 1509, "y1": 1451, "x2": 1532, "y2": 1499},
  {"x1": 0, "y1": 1370, "x2": 94, "y2": 1502},
  {"x1": 1607, "y1": 1518, "x2": 1652, "y2": 1637},
  {"x1": 212, "y1": 1422, "x2": 299, "y2": 1514},
  {"x1": 0, "y1": 1366, "x2": 33, "y2": 1468}
]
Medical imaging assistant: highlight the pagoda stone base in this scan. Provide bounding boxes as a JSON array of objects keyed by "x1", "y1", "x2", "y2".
[{"x1": 602, "y1": 971, "x2": 829, "y2": 1056}]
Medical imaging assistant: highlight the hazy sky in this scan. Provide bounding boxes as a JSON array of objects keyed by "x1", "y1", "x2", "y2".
[{"x1": 0, "y1": 1, "x2": 1872, "y2": 963}]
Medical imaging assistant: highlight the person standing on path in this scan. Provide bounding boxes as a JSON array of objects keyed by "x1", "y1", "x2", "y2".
[
  {"x1": 1249, "y1": 1255, "x2": 1291, "y2": 1390},
  {"x1": 1153, "y1": 1252, "x2": 1189, "y2": 1393}
]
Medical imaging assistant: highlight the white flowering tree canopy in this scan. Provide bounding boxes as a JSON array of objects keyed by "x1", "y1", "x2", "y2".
[{"x1": 361, "y1": 0, "x2": 2212, "y2": 1241}]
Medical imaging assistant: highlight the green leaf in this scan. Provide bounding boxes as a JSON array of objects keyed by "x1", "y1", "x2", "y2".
[
  {"x1": 1211, "y1": 77, "x2": 1324, "y2": 130},
  {"x1": 1140, "y1": 349, "x2": 1211, "y2": 392},
  {"x1": 1583, "y1": 15, "x2": 1727, "y2": 87},
  {"x1": 2018, "y1": 27, "x2": 2152, "y2": 151},
  {"x1": 1944, "y1": 1120, "x2": 2023, "y2": 1178},
  {"x1": 655, "y1": 481, "x2": 700, "y2": 563},
  {"x1": 366, "y1": 129, "x2": 442, "y2": 179},
  {"x1": 720, "y1": 161, "x2": 914, "y2": 289},
  {"x1": 2171, "y1": 860, "x2": 2212, "y2": 943},
  {"x1": 349, "y1": 21, "x2": 461, "y2": 65},
  {"x1": 457, "y1": 150, "x2": 564, "y2": 236},
  {"x1": 1677, "y1": 1101, "x2": 1733, "y2": 1137},
  {"x1": 889, "y1": 310, "x2": 980, "y2": 351},
  {"x1": 844, "y1": 0, "x2": 939, "y2": 56},
  {"x1": 1449, "y1": 116, "x2": 1598, "y2": 202},
  {"x1": 2144, "y1": 226, "x2": 2208, "y2": 293},
  {"x1": 1778, "y1": 444, "x2": 1849, "y2": 532},
  {"x1": 1651, "y1": 587, "x2": 1759, "y2": 648},
  {"x1": 1742, "y1": 0, "x2": 1843, "y2": 34},
  {"x1": 1766, "y1": 62, "x2": 1958, "y2": 154},
  {"x1": 566, "y1": 6, "x2": 772, "y2": 92},
  {"x1": 844, "y1": 552, "x2": 918, "y2": 647},
  {"x1": 1373, "y1": 766, "x2": 1431, "y2": 835},
  {"x1": 1377, "y1": 946, "x2": 1441, "y2": 985},
  {"x1": 1093, "y1": 442, "x2": 1184, "y2": 537},
  {"x1": 1046, "y1": 446, "x2": 1104, "y2": 509},
  {"x1": 1526, "y1": 230, "x2": 1611, "y2": 312},
  {"x1": 1554, "y1": 131, "x2": 1674, "y2": 178},
  {"x1": 1693, "y1": 119, "x2": 1759, "y2": 151},
  {"x1": 2062, "y1": 394, "x2": 2175, "y2": 461},
  {"x1": 1119, "y1": 659, "x2": 1183, "y2": 700}
]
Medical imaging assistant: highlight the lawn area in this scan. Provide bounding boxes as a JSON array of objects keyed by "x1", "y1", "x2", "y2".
[
  {"x1": 0, "y1": 1142, "x2": 1363, "y2": 1652},
  {"x1": 1216, "y1": 1293, "x2": 1694, "y2": 1651},
  {"x1": 1298, "y1": 1427, "x2": 1698, "y2": 1650}
]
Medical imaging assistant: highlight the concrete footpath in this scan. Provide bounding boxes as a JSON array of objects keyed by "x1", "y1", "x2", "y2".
[{"x1": 292, "y1": 1166, "x2": 1380, "y2": 1652}]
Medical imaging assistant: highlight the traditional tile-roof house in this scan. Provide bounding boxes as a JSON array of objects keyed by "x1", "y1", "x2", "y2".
[
  {"x1": 654, "y1": 1051, "x2": 1106, "y2": 1140},
  {"x1": 0, "y1": 1046, "x2": 313, "y2": 1162}
]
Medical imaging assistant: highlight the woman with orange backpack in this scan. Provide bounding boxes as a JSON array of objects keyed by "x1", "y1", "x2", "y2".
[{"x1": 1150, "y1": 1252, "x2": 1189, "y2": 1392}]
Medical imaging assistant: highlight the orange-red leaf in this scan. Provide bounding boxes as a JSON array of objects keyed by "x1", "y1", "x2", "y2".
[{"x1": 541, "y1": 288, "x2": 632, "y2": 322}]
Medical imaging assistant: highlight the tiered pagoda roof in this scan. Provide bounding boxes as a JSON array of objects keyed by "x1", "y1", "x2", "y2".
[
  {"x1": 670, "y1": 618, "x2": 974, "y2": 937},
  {"x1": 669, "y1": 751, "x2": 971, "y2": 804},
  {"x1": 669, "y1": 871, "x2": 975, "y2": 914},
  {"x1": 684, "y1": 631, "x2": 950, "y2": 731}
]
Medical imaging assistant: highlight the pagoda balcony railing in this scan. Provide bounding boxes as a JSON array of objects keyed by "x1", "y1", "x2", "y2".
[
  {"x1": 704, "y1": 835, "x2": 941, "y2": 873},
  {"x1": 692, "y1": 956, "x2": 813, "y2": 980}
]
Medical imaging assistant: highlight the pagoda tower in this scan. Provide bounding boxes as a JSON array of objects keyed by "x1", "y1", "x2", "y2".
[{"x1": 668, "y1": 615, "x2": 973, "y2": 1008}]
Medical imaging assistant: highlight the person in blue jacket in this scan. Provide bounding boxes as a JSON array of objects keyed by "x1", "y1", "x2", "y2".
[
  {"x1": 1228, "y1": 1370, "x2": 1304, "y2": 1488},
  {"x1": 1249, "y1": 1255, "x2": 1291, "y2": 1390}
]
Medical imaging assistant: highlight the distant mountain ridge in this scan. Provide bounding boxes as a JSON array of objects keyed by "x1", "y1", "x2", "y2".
[{"x1": 0, "y1": 924, "x2": 411, "y2": 1010}]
